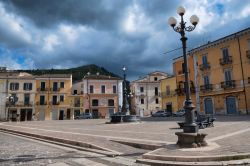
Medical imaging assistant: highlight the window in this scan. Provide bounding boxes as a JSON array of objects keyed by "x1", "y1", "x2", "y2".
[
  {"x1": 155, "y1": 87, "x2": 158, "y2": 96},
  {"x1": 222, "y1": 48, "x2": 229, "y2": 60},
  {"x1": 141, "y1": 98, "x2": 144, "y2": 104},
  {"x1": 166, "y1": 86, "x2": 170, "y2": 95},
  {"x1": 73, "y1": 90, "x2": 77, "y2": 95},
  {"x1": 155, "y1": 98, "x2": 159, "y2": 104},
  {"x1": 24, "y1": 94, "x2": 30, "y2": 105},
  {"x1": 23, "y1": 83, "x2": 32, "y2": 91},
  {"x1": 154, "y1": 77, "x2": 158, "y2": 81},
  {"x1": 224, "y1": 70, "x2": 232, "y2": 82},
  {"x1": 203, "y1": 76, "x2": 210, "y2": 85},
  {"x1": 53, "y1": 82, "x2": 58, "y2": 91},
  {"x1": 202, "y1": 54, "x2": 208, "y2": 65},
  {"x1": 140, "y1": 87, "x2": 144, "y2": 93},
  {"x1": 41, "y1": 82, "x2": 46, "y2": 91},
  {"x1": 60, "y1": 82, "x2": 64, "y2": 88},
  {"x1": 113, "y1": 85, "x2": 117, "y2": 94},
  {"x1": 40, "y1": 95, "x2": 45, "y2": 105},
  {"x1": 89, "y1": 85, "x2": 94, "y2": 93},
  {"x1": 248, "y1": 40, "x2": 250, "y2": 49},
  {"x1": 60, "y1": 95, "x2": 64, "y2": 102},
  {"x1": 108, "y1": 99, "x2": 114, "y2": 106},
  {"x1": 52, "y1": 96, "x2": 57, "y2": 105},
  {"x1": 101, "y1": 85, "x2": 105, "y2": 94},
  {"x1": 10, "y1": 83, "x2": 19, "y2": 91},
  {"x1": 92, "y1": 99, "x2": 98, "y2": 106}
]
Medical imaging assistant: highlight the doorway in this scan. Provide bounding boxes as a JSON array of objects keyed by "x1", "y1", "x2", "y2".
[
  {"x1": 226, "y1": 97, "x2": 237, "y2": 114},
  {"x1": 204, "y1": 98, "x2": 214, "y2": 114},
  {"x1": 20, "y1": 109, "x2": 26, "y2": 121},
  {"x1": 66, "y1": 109, "x2": 71, "y2": 119},
  {"x1": 59, "y1": 110, "x2": 64, "y2": 120},
  {"x1": 26, "y1": 109, "x2": 32, "y2": 121},
  {"x1": 166, "y1": 103, "x2": 173, "y2": 115},
  {"x1": 92, "y1": 109, "x2": 99, "y2": 119}
]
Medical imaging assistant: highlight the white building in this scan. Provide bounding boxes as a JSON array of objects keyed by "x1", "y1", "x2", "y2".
[
  {"x1": 130, "y1": 71, "x2": 168, "y2": 116},
  {"x1": 0, "y1": 72, "x2": 36, "y2": 121}
]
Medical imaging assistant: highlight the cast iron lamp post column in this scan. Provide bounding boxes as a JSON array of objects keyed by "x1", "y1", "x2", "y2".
[
  {"x1": 122, "y1": 66, "x2": 130, "y2": 115},
  {"x1": 168, "y1": 6, "x2": 199, "y2": 133}
]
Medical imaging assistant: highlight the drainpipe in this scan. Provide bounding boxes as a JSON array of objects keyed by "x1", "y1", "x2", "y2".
[{"x1": 236, "y1": 34, "x2": 248, "y2": 115}]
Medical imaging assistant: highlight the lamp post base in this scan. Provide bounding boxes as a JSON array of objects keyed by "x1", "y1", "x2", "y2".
[
  {"x1": 183, "y1": 123, "x2": 199, "y2": 133},
  {"x1": 175, "y1": 132, "x2": 207, "y2": 148}
]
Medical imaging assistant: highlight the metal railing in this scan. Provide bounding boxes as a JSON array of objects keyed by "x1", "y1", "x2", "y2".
[
  {"x1": 221, "y1": 80, "x2": 236, "y2": 89},
  {"x1": 200, "y1": 84, "x2": 213, "y2": 91},
  {"x1": 199, "y1": 63, "x2": 210, "y2": 71},
  {"x1": 219, "y1": 56, "x2": 233, "y2": 65}
]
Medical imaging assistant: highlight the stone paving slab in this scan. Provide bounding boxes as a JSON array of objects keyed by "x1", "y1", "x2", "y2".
[{"x1": 1, "y1": 116, "x2": 250, "y2": 164}]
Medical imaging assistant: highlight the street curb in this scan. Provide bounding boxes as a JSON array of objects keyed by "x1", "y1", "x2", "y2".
[
  {"x1": 109, "y1": 139, "x2": 165, "y2": 150},
  {"x1": 141, "y1": 148, "x2": 250, "y2": 162},
  {"x1": 136, "y1": 158, "x2": 250, "y2": 166},
  {"x1": 0, "y1": 128, "x2": 122, "y2": 157}
]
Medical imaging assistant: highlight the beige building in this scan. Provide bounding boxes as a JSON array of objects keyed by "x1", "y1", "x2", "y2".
[
  {"x1": 82, "y1": 74, "x2": 123, "y2": 118},
  {"x1": 0, "y1": 72, "x2": 36, "y2": 121},
  {"x1": 130, "y1": 71, "x2": 168, "y2": 116}
]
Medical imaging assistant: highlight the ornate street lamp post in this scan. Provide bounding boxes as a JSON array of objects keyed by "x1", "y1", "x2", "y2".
[
  {"x1": 122, "y1": 66, "x2": 130, "y2": 115},
  {"x1": 168, "y1": 6, "x2": 207, "y2": 147}
]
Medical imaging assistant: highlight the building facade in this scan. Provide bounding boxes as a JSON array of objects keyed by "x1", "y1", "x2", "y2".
[
  {"x1": 189, "y1": 28, "x2": 250, "y2": 115},
  {"x1": 130, "y1": 71, "x2": 168, "y2": 116},
  {"x1": 69, "y1": 81, "x2": 84, "y2": 118},
  {"x1": 35, "y1": 74, "x2": 72, "y2": 120},
  {"x1": 82, "y1": 74, "x2": 123, "y2": 118},
  {"x1": 160, "y1": 76, "x2": 178, "y2": 114},
  {"x1": 0, "y1": 72, "x2": 36, "y2": 121},
  {"x1": 172, "y1": 56, "x2": 197, "y2": 111}
]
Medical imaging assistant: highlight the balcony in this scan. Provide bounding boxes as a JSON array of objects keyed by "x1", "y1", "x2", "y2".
[
  {"x1": 37, "y1": 87, "x2": 49, "y2": 92},
  {"x1": 247, "y1": 50, "x2": 250, "y2": 59},
  {"x1": 52, "y1": 88, "x2": 60, "y2": 92},
  {"x1": 219, "y1": 56, "x2": 233, "y2": 65},
  {"x1": 221, "y1": 80, "x2": 236, "y2": 89},
  {"x1": 36, "y1": 101, "x2": 47, "y2": 106},
  {"x1": 51, "y1": 101, "x2": 60, "y2": 105},
  {"x1": 200, "y1": 84, "x2": 213, "y2": 92},
  {"x1": 199, "y1": 63, "x2": 210, "y2": 71},
  {"x1": 74, "y1": 103, "x2": 81, "y2": 107},
  {"x1": 175, "y1": 87, "x2": 195, "y2": 96}
]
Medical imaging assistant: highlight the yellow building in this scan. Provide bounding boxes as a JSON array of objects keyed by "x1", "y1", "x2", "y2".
[
  {"x1": 172, "y1": 56, "x2": 197, "y2": 111},
  {"x1": 35, "y1": 74, "x2": 72, "y2": 120},
  {"x1": 69, "y1": 81, "x2": 84, "y2": 118},
  {"x1": 189, "y1": 27, "x2": 250, "y2": 114},
  {"x1": 160, "y1": 76, "x2": 178, "y2": 113}
]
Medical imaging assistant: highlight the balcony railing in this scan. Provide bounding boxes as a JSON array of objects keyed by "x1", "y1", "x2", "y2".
[
  {"x1": 247, "y1": 50, "x2": 250, "y2": 59},
  {"x1": 51, "y1": 101, "x2": 60, "y2": 105},
  {"x1": 37, "y1": 87, "x2": 49, "y2": 92},
  {"x1": 221, "y1": 80, "x2": 236, "y2": 89},
  {"x1": 199, "y1": 63, "x2": 210, "y2": 71},
  {"x1": 52, "y1": 88, "x2": 60, "y2": 92},
  {"x1": 175, "y1": 87, "x2": 195, "y2": 96},
  {"x1": 200, "y1": 84, "x2": 213, "y2": 92},
  {"x1": 219, "y1": 56, "x2": 233, "y2": 65},
  {"x1": 74, "y1": 103, "x2": 81, "y2": 107},
  {"x1": 36, "y1": 101, "x2": 47, "y2": 105},
  {"x1": 6, "y1": 102, "x2": 34, "y2": 107}
]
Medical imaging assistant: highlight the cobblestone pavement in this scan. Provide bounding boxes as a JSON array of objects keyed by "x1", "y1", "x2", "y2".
[
  {"x1": 0, "y1": 115, "x2": 250, "y2": 159},
  {"x1": 0, "y1": 132, "x2": 147, "y2": 166}
]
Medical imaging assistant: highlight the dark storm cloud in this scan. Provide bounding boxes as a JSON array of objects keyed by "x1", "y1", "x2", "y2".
[
  {"x1": 0, "y1": 0, "x2": 249, "y2": 80},
  {"x1": 4, "y1": 0, "x2": 130, "y2": 29}
]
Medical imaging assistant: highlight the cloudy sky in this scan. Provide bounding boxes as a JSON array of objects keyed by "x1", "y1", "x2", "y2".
[{"x1": 0, "y1": 0, "x2": 250, "y2": 80}]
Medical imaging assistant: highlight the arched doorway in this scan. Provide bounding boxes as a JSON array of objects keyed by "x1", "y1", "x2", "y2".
[
  {"x1": 226, "y1": 96, "x2": 237, "y2": 114},
  {"x1": 204, "y1": 98, "x2": 213, "y2": 114}
]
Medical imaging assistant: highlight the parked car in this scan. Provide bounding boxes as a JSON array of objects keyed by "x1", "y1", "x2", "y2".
[
  {"x1": 75, "y1": 113, "x2": 93, "y2": 119},
  {"x1": 152, "y1": 110, "x2": 171, "y2": 117},
  {"x1": 173, "y1": 109, "x2": 185, "y2": 117}
]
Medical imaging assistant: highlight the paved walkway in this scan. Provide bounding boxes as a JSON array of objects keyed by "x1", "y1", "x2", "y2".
[{"x1": 1, "y1": 116, "x2": 250, "y2": 165}]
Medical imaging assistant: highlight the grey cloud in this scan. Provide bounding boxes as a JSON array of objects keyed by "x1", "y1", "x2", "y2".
[{"x1": 4, "y1": 0, "x2": 131, "y2": 29}]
